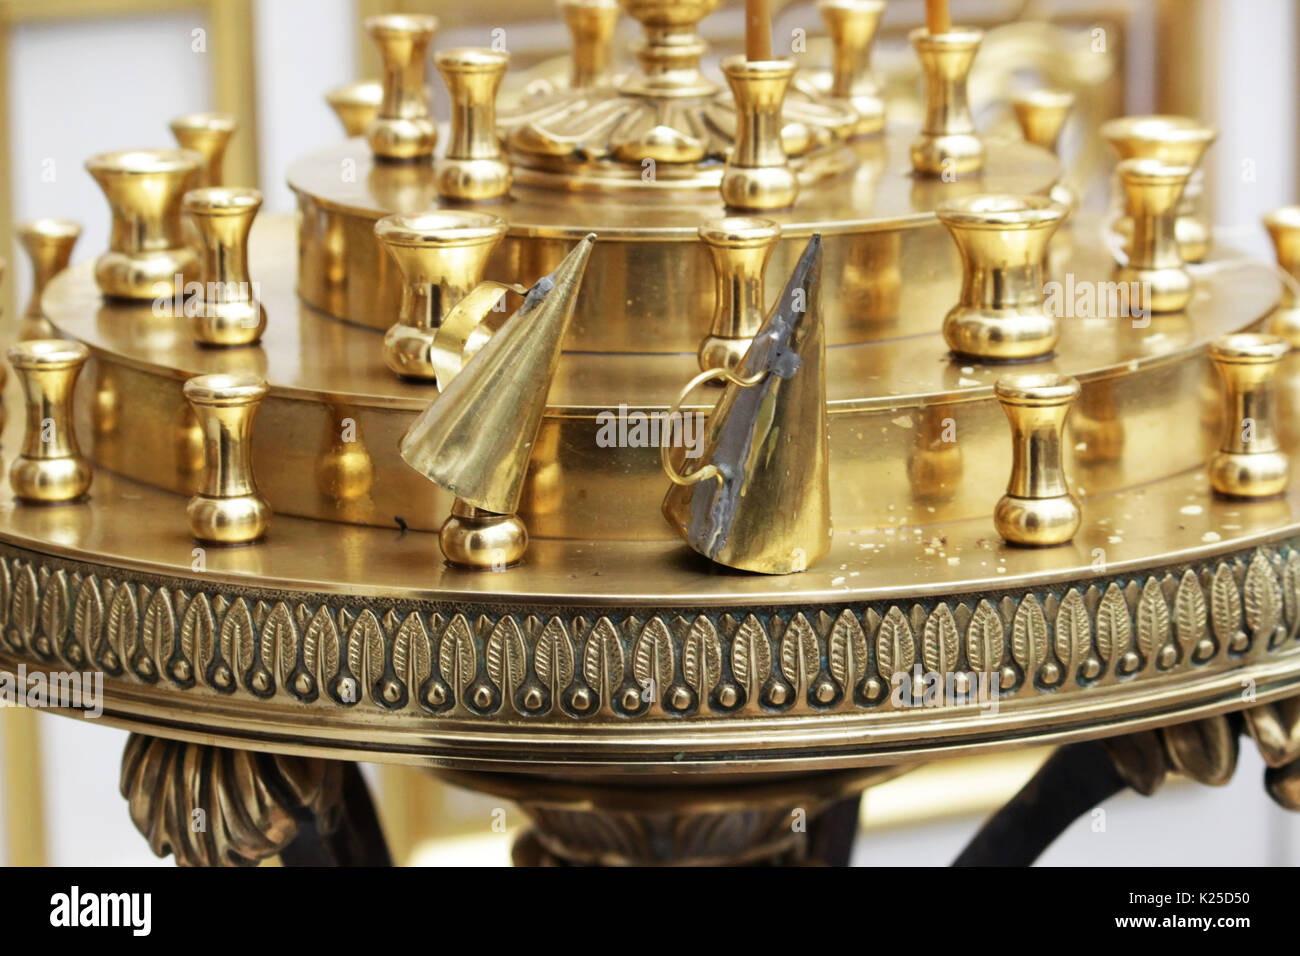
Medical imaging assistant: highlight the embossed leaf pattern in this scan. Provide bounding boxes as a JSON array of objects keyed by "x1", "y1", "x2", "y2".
[
  {"x1": 827, "y1": 610, "x2": 867, "y2": 695},
  {"x1": 534, "y1": 616, "x2": 574, "y2": 698},
  {"x1": 1244, "y1": 551, "x2": 1282, "y2": 647},
  {"x1": 179, "y1": 593, "x2": 214, "y2": 684},
  {"x1": 1285, "y1": 551, "x2": 1300, "y2": 641},
  {"x1": 393, "y1": 612, "x2": 432, "y2": 692},
  {"x1": 682, "y1": 616, "x2": 722, "y2": 702},
  {"x1": 780, "y1": 614, "x2": 819, "y2": 695},
  {"x1": 486, "y1": 616, "x2": 527, "y2": 699},
  {"x1": 1175, "y1": 569, "x2": 1208, "y2": 656},
  {"x1": 731, "y1": 614, "x2": 771, "y2": 702},
  {"x1": 1211, "y1": 563, "x2": 1242, "y2": 646},
  {"x1": 72, "y1": 577, "x2": 103, "y2": 668},
  {"x1": 304, "y1": 606, "x2": 339, "y2": 684},
  {"x1": 923, "y1": 603, "x2": 959, "y2": 675},
  {"x1": 1095, "y1": 584, "x2": 1131, "y2": 667},
  {"x1": 1135, "y1": 578, "x2": 1169, "y2": 663},
  {"x1": 36, "y1": 570, "x2": 68, "y2": 660},
  {"x1": 633, "y1": 617, "x2": 675, "y2": 696},
  {"x1": 876, "y1": 606, "x2": 914, "y2": 679},
  {"x1": 438, "y1": 614, "x2": 477, "y2": 699},
  {"x1": 1012, "y1": 596, "x2": 1049, "y2": 682},
  {"x1": 967, "y1": 600, "x2": 1005, "y2": 673},
  {"x1": 263, "y1": 603, "x2": 296, "y2": 688},
  {"x1": 583, "y1": 617, "x2": 624, "y2": 707},
  {"x1": 1054, "y1": 589, "x2": 1089, "y2": 675}
]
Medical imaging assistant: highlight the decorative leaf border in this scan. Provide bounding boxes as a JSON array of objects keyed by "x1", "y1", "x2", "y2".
[{"x1": 2, "y1": 541, "x2": 1300, "y2": 722}]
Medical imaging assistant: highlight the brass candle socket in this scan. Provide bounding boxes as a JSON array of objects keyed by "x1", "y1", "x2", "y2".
[
  {"x1": 819, "y1": 0, "x2": 886, "y2": 136},
  {"x1": 1011, "y1": 88, "x2": 1075, "y2": 211},
  {"x1": 435, "y1": 48, "x2": 512, "y2": 201},
  {"x1": 697, "y1": 216, "x2": 780, "y2": 374},
  {"x1": 376, "y1": 210, "x2": 508, "y2": 381},
  {"x1": 994, "y1": 373, "x2": 1081, "y2": 547},
  {"x1": 1101, "y1": 114, "x2": 1216, "y2": 263},
  {"x1": 184, "y1": 374, "x2": 271, "y2": 544},
  {"x1": 561, "y1": 0, "x2": 618, "y2": 88},
  {"x1": 1115, "y1": 158, "x2": 1194, "y2": 314},
  {"x1": 910, "y1": 27, "x2": 983, "y2": 177},
  {"x1": 86, "y1": 148, "x2": 201, "y2": 300},
  {"x1": 7, "y1": 339, "x2": 92, "y2": 503},
  {"x1": 366, "y1": 14, "x2": 439, "y2": 161},
  {"x1": 1263, "y1": 206, "x2": 1300, "y2": 345},
  {"x1": 439, "y1": 499, "x2": 529, "y2": 570},
  {"x1": 169, "y1": 112, "x2": 237, "y2": 189},
  {"x1": 937, "y1": 194, "x2": 1066, "y2": 361},
  {"x1": 325, "y1": 81, "x2": 383, "y2": 138},
  {"x1": 1208, "y1": 334, "x2": 1290, "y2": 500},
  {"x1": 183, "y1": 187, "x2": 266, "y2": 346},
  {"x1": 720, "y1": 56, "x2": 798, "y2": 211},
  {"x1": 16, "y1": 219, "x2": 80, "y2": 340}
]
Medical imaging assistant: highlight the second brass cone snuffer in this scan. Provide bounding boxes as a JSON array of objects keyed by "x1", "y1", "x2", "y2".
[
  {"x1": 662, "y1": 235, "x2": 831, "y2": 575},
  {"x1": 399, "y1": 235, "x2": 596, "y2": 570}
]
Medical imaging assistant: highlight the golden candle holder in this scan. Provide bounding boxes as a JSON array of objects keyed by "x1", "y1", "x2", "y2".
[
  {"x1": 993, "y1": 373, "x2": 1081, "y2": 546},
  {"x1": 15, "y1": 219, "x2": 80, "y2": 340},
  {"x1": 819, "y1": 0, "x2": 886, "y2": 135},
  {"x1": 184, "y1": 373, "x2": 271, "y2": 544},
  {"x1": 1115, "y1": 158, "x2": 1195, "y2": 314},
  {"x1": 325, "y1": 81, "x2": 383, "y2": 138},
  {"x1": 1264, "y1": 207, "x2": 1300, "y2": 345},
  {"x1": 435, "y1": 48, "x2": 512, "y2": 202},
  {"x1": 1011, "y1": 89, "x2": 1076, "y2": 211},
  {"x1": 183, "y1": 187, "x2": 266, "y2": 346},
  {"x1": 7, "y1": 339, "x2": 92, "y2": 503},
  {"x1": 169, "y1": 112, "x2": 237, "y2": 188},
  {"x1": 365, "y1": 13, "x2": 439, "y2": 161},
  {"x1": 910, "y1": 27, "x2": 984, "y2": 177},
  {"x1": 1208, "y1": 334, "x2": 1290, "y2": 500},
  {"x1": 697, "y1": 216, "x2": 780, "y2": 373},
  {"x1": 719, "y1": 56, "x2": 798, "y2": 210}
]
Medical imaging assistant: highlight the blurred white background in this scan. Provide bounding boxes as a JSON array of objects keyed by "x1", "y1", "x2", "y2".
[{"x1": 0, "y1": 0, "x2": 1297, "y2": 866}]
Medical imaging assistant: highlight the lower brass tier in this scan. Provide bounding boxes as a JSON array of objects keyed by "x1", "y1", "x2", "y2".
[{"x1": 43, "y1": 216, "x2": 1281, "y2": 540}]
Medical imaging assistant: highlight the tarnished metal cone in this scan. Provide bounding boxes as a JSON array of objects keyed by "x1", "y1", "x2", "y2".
[
  {"x1": 399, "y1": 234, "x2": 596, "y2": 515},
  {"x1": 662, "y1": 235, "x2": 831, "y2": 575}
]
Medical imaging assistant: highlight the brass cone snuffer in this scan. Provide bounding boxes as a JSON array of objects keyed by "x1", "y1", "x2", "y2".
[
  {"x1": 720, "y1": 55, "x2": 798, "y2": 211},
  {"x1": 937, "y1": 194, "x2": 1067, "y2": 362},
  {"x1": 1264, "y1": 207, "x2": 1300, "y2": 345},
  {"x1": 697, "y1": 216, "x2": 780, "y2": 373},
  {"x1": 910, "y1": 26, "x2": 984, "y2": 177},
  {"x1": 183, "y1": 187, "x2": 266, "y2": 346},
  {"x1": 1208, "y1": 334, "x2": 1290, "y2": 500},
  {"x1": 16, "y1": 219, "x2": 80, "y2": 340},
  {"x1": 817, "y1": 0, "x2": 886, "y2": 136},
  {"x1": 399, "y1": 235, "x2": 596, "y2": 570},
  {"x1": 1011, "y1": 88, "x2": 1076, "y2": 211},
  {"x1": 1101, "y1": 114, "x2": 1216, "y2": 263},
  {"x1": 8, "y1": 339, "x2": 92, "y2": 503},
  {"x1": 366, "y1": 14, "x2": 439, "y2": 161},
  {"x1": 662, "y1": 235, "x2": 831, "y2": 575},
  {"x1": 1114, "y1": 157, "x2": 1195, "y2": 314},
  {"x1": 85, "y1": 148, "x2": 201, "y2": 300},
  {"x1": 326, "y1": 81, "x2": 383, "y2": 138},
  {"x1": 376, "y1": 210, "x2": 512, "y2": 384},
  {"x1": 435, "y1": 48, "x2": 512, "y2": 201},
  {"x1": 994, "y1": 373, "x2": 1081, "y2": 547},
  {"x1": 169, "y1": 112, "x2": 237, "y2": 189},
  {"x1": 184, "y1": 373, "x2": 271, "y2": 544}
]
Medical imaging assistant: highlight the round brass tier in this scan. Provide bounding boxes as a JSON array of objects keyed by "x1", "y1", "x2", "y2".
[
  {"x1": 288, "y1": 133, "x2": 1057, "y2": 352},
  {"x1": 43, "y1": 215, "x2": 1279, "y2": 540}
]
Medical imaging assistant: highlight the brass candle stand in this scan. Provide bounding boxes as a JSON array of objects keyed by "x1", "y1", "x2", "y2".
[{"x1": 4, "y1": 2, "x2": 1300, "y2": 869}]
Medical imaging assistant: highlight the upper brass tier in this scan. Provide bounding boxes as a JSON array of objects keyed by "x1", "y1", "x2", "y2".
[{"x1": 503, "y1": 0, "x2": 859, "y2": 191}]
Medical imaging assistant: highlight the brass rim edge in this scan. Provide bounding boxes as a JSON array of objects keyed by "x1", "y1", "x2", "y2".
[{"x1": 1, "y1": 536, "x2": 1298, "y2": 771}]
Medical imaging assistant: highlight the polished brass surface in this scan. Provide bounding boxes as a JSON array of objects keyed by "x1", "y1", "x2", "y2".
[
  {"x1": 288, "y1": 135, "x2": 1058, "y2": 347},
  {"x1": 16, "y1": 219, "x2": 80, "y2": 340},
  {"x1": 183, "y1": 187, "x2": 266, "y2": 346},
  {"x1": 184, "y1": 373, "x2": 270, "y2": 544},
  {"x1": 169, "y1": 112, "x2": 237, "y2": 189},
  {"x1": 85, "y1": 148, "x2": 201, "y2": 300},
  {"x1": 720, "y1": 57, "x2": 798, "y2": 211},
  {"x1": 7, "y1": 339, "x2": 91, "y2": 503},
  {"x1": 400, "y1": 236, "x2": 593, "y2": 566},
  {"x1": 375, "y1": 210, "x2": 508, "y2": 382},
  {"x1": 1264, "y1": 206, "x2": 1300, "y2": 345},
  {"x1": 326, "y1": 80, "x2": 383, "y2": 138},
  {"x1": 365, "y1": 13, "x2": 439, "y2": 161},
  {"x1": 560, "y1": 0, "x2": 618, "y2": 89},
  {"x1": 910, "y1": 28, "x2": 983, "y2": 177},
  {"x1": 1101, "y1": 114, "x2": 1216, "y2": 264},
  {"x1": 1115, "y1": 157, "x2": 1193, "y2": 314},
  {"x1": 1208, "y1": 333, "x2": 1290, "y2": 500},
  {"x1": 817, "y1": 0, "x2": 885, "y2": 136},
  {"x1": 994, "y1": 373, "x2": 1081, "y2": 546},
  {"x1": 697, "y1": 216, "x2": 780, "y2": 373},
  {"x1": 937, "y1": 194, "x2": 1066, "y2": 361},
  {"x1": 434, "y1": 48, "x2": 511, "y2": 201},
  {"x1": 503, "y1": 0, "x2": 857, "y2": 191},
  {"x1": 663, "y1": 237, "x2": 830, "y2": 574},
  {"x1": 1010, "y1": 88, "x2": 1075, "y2": 211}
]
